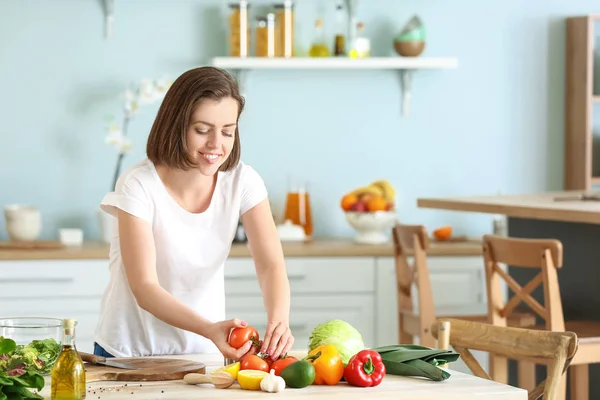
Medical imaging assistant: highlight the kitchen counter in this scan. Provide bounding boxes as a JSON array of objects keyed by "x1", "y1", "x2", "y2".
[
  {"x1": 0, "y1": 238, "x2": 482, "y2": 261},
  {"x1": 417, "y1": 190, "x2": 600, "y2": 224},
  {"x1": 38, "y1": 351, "x2": 526, "y2": 399}
]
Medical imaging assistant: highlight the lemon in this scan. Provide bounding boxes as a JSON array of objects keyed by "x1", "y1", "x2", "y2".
[
  {"x1": 211, "y1": 362, "x2": 240, "y2": 380},
  {"x1": 237, "y1": 370, "x2": 268, "y2": 390}
]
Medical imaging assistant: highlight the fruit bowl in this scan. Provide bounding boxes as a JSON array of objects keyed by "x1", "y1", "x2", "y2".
[{"x1": 345, "y1": 211, "x2": 398, "y2": 244}]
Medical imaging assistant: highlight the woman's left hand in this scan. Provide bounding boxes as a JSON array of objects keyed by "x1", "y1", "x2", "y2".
[{"x1": 261, "y1": 320, "x2": 294, "y2": 360}]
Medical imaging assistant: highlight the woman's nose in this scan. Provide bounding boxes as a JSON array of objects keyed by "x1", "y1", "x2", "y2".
[{"x1": 207, "y1": 131, "x2": 220, "y2": 148}]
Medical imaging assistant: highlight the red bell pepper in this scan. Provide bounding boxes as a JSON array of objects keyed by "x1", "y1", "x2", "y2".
[{"x1": 343, "y1": 349, "x2": 386, "y2": 387}]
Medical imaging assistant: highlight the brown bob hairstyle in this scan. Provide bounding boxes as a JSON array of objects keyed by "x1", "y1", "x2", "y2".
[{"x1": 146, "y1": 66, "x2": 245, "y2": 172}]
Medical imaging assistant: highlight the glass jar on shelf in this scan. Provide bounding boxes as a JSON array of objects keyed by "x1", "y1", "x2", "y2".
[
  {"x1": 227, "y1": 1, "x2": 250, "y2": 57},
  {"x1": 255, "y1": 13, "x2": 276, "y2": 57},
  {"x1": 274, "y1": 0, "x2": 294, "y2": 57}
]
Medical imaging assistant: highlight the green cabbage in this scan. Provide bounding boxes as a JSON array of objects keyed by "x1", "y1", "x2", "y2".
[{"x1": 307, "y1": 319, "x2": 365, "y2": 365}]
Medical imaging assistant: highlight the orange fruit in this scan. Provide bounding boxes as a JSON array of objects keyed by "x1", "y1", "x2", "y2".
[
  {"x1": 433, "y1": 226, "x2": 453, "y2": 240},
  {"x1": 366, "y1": 195, "x2": 388, "y2": 212},
  {"x1": 341, "y1": 193, "x2": 358, "y2": 211}
]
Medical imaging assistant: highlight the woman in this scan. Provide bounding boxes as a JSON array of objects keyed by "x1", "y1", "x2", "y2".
[{"x1": 95, "y1": 66, "x2": 293, "y2": 362}]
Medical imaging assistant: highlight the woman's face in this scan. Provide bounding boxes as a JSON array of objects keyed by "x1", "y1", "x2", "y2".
[{"x1": 186, "y1": 97, "x2": 238, "y2": 176}]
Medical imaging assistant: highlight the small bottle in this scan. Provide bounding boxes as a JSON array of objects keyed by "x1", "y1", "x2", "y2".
[
  {"x1": 349, "y1": 22, "x2": 370, "y2": 58},
  {"x1": 51, "y1": 319, "x2": 86, "y2": 400},
  {"x1": 333, "y1": 2, "x2": 346, "y2": 56},
  {"x1": 308, "y1": 18, "x2": 330, "y2": 57}
]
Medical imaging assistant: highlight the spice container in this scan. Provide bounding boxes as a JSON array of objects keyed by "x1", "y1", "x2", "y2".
[
  {"x1": 274, "y1": 0, "x2": 294, "y2": 57},
  {"x1": 255, "y1": 13, "x2": 276, "y2": 57},
  {"x1": 228, "y1": 1, "x2": 250, "y2": 57},
  {"x1": 50, "y1": 319, "x2": 86, "y2": 400}
]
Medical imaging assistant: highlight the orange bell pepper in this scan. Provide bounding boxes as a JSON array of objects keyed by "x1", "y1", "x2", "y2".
[{"x1": 305, "y1": 344, "x2": 344, "y2": 385}]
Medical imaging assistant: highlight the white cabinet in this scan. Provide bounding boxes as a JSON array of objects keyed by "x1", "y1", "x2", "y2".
[
  {"x1": 224, "y1": 257, "x2": 376, "y2": 349},
  {"x1": 0, "y1": 259, "x2": 110, "y2": 354}
]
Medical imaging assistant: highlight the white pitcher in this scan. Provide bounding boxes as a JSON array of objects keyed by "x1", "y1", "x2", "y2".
[{"x1": 4, "y1": 204, "x2": 42, "y2": 241}]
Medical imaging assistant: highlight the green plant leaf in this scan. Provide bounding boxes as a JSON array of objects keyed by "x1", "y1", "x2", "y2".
[{"x1": 0, "y1": 338, "x2": 16, "y2": 356}]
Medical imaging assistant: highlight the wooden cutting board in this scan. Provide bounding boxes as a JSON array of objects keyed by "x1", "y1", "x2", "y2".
[{"x1": 85, "y1": 357, "x2": 206, "y2": 382}]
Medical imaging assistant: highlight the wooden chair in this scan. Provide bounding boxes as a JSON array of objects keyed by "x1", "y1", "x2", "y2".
[
  {"x1": 483, "y1": 234, "x2": 600, "y2": 400},
  {"x1": 431, "y1": 318, "x2": 579, "y2": 400},
  {"x1": 392, "y1": 223, "x2": 537, "y2": 350}
]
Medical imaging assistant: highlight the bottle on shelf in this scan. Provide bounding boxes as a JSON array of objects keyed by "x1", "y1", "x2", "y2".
[
  {"x1": 333, "y1": 2, "x2": 346, "y2": 56},
  {"x1": 349, "y1": 22, "x2": 370, "y2": 58},
  {"x1": 308, "y1": 18, "x2": 330, "y2": 57},
  {"x1": 51, "y1": 319, "x2": 86, "y2": 400}
]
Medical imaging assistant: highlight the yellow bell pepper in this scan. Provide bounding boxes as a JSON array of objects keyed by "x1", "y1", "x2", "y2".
[{"x1": 306, "y1": 344, "x2": 344, "y2": 385}]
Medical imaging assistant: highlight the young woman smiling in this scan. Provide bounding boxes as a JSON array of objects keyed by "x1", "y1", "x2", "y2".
[{"x1": 95, "y1": 67, "x2": 293, "y2": 362}]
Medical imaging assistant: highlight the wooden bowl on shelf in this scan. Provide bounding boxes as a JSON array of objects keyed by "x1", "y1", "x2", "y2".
[{"x1": 394, "y1": 40, "x2": 426, "y2": 57}]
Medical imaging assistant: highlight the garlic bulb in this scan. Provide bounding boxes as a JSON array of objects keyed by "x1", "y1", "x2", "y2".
[{"x1": 260, "y1": 369, "x2": 286, "y2": 393}]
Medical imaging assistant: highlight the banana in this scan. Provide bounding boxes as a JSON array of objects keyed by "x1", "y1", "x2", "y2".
[
  {"x1": 370, "y1": 180, "x2": 396, "y2": 204},
  {"x1": 349, "y1": 185, "x2": 385, "y2": 198}
]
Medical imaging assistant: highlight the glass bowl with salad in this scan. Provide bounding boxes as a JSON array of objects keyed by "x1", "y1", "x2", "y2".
[{"x1": 0, "y1": 317, "x2": 62, "y2": 375}]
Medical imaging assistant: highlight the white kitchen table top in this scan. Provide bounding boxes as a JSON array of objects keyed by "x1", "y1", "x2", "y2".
[{"x1": 38, "y1": 351, "x2": 527, "y2": 399}]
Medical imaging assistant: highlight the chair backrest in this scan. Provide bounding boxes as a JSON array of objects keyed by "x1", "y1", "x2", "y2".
[
  {"x1": 392, "y1": 223, "x2": 436, "y2": 346},
  {"x1": 482, "y1": 234, "x2": 566, "y2": 332},
  {"x1": 431, "y1": 318, "x2": 578, "y2": 400}
]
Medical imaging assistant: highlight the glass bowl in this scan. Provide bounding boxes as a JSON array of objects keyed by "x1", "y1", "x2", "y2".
[{"x1": 0, "y1": 317, "x2": 63, "y2": 375}]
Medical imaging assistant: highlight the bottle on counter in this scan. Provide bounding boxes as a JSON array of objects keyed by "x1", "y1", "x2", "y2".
[{"x1": 51, "y1": 319, "x2": 86, "y2": 400}]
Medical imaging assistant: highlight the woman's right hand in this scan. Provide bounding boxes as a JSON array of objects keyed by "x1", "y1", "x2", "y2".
[{"x1": 206, "y1": 318, "x2": 257, "y2": 361}]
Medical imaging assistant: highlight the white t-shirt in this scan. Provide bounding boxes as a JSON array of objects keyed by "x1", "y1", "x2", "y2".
[{"x1": 94, "y1": 158, "x2": 268, "y2": 357}]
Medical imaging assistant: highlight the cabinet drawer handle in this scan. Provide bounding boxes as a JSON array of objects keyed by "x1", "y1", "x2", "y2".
[
  {"x1": 0, "y1": 278, "x2": 74, "y2": 284},
  {"x1": 226, "y1": 274, "x2": 305, "y2": 281}
]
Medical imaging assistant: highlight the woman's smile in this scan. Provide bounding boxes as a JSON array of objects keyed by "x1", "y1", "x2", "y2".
[{"x1": 199, "y1": 152, "x2": 222, "y2": 164}]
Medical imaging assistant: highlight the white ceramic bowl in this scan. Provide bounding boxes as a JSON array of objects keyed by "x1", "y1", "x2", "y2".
[{"x1": 345, "y1": 211, "x2": 398, "y2": 244}]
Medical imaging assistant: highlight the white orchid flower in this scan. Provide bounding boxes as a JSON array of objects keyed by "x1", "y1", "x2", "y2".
[
  {"x1": 138, "y1": 79, "x2": 160, "y2": 105},
  {"x1": 123, "y1": 89, "x2": 139, "y2": 115},
  {"x1": 105, "y1": 123, "x2": 133, "y2": 154},
  {"x1": 155, "y1": 77, "x2": 173, "y2": 96}
]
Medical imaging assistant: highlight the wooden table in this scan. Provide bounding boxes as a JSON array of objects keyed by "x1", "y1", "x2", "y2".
[
  {"x1": 418, "y1": 190, "x2": 600, "y2": 396},
  {"x1": 38, "y1": 352, "x2": 526, "y2": 399}
]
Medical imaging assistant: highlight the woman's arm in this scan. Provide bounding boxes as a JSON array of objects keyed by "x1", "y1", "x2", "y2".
[
  {"x1": 117, "y1": 209, "x2": 252, "y2": 359},
  {"x1": 241, "y1": 199, "x2": 293, "y2": 359}
]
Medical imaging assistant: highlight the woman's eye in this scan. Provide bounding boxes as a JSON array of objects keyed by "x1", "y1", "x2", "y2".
[
  {"x1": 222, "y1": 131, "x2": 233, "y2": 137},
  {"x1": 196, "y1": 129, "x2": 208, "y2": 134}
]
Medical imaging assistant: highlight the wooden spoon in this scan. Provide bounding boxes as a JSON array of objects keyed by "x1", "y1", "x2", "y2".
[{"x1": 183, "y1": 372, "x2": 234, "y2": 389}]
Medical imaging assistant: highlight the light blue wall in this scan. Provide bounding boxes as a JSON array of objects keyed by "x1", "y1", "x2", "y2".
[{"x1": 0, "y1": 0, "x2": 594, "y2": 240}]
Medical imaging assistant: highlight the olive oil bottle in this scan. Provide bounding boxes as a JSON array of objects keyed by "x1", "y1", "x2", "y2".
[{"x1": 51, "y1": 319, "x2": 86, "y2": 400}]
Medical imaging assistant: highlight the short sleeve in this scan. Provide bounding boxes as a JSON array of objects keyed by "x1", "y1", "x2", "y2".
[
  {"x1": 100, "y1": 175, "x2": 153, "y2": 223},
  {"x1": 239, "y1": 165, "x2": 268, "y2": 217}
]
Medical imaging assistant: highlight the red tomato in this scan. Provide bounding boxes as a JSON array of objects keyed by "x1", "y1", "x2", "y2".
[
  {"x1": 270, "y1": 356, "x2": 298, "y2": 376},
  {"x1": 228, "y1": 326, "x2": 259, "y2": 349},
  {"x1": 240, "y1": 354, "x2": 270, "y2": 372}
]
